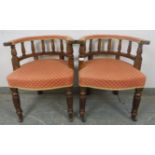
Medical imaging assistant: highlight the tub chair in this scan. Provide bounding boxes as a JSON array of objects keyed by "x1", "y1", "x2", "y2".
[
  {"x1": 78, "y1": 34, "x2": 150, "y2": 122},
  {"x1": 4, "y1": 35, "x2": 74, "y2": 122}
]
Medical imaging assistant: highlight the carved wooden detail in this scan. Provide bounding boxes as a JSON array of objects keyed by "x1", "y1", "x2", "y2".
[
  {"x1": 79, "y1": 87, "x2": 87, "y2": 122},
  {"x1": 10, "y1": 88, "x2": 23, "y2": 122},
  {"x1": 66, "y1": 87, "x2": 74, "y2": 121},
  {"x1": 131, "y1": 88, "x2": 143, "y2": 121}
]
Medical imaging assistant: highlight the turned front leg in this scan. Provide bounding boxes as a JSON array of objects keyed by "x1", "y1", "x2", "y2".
[
  {"x1": 66, "y1": 87, "x2": 74, "y2": 121},
  {"x1": 131, "y1": 88, "x2": 143, "y2": 121},
  {"x1": 10, "y1": 88, "x2": 23, "y2": 122},
  {"x1": 80, "y1": 87, "x2": 87, "y2": 122}
]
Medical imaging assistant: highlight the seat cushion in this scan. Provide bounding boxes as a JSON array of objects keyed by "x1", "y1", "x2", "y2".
[
  {"x1": 8, "y1": 59, "x2": 73, "y2": 90},
  {"x1": 79, "y1": 58, "x2": 146, "y2": 90}
]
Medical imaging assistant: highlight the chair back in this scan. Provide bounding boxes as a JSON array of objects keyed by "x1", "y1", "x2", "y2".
[
  {"x1": 79, "y1": 34, "x2": 150, "y2": 70},
  {"x1": 4, "y1": 35, "x2": 74, "y2": 70}
]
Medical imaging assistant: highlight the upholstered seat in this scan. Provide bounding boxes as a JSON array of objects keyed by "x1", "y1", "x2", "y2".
[
  {"x1": 8, "y1": 59, "x2": 73, "y2": 90},
  {"x1": 79, "y1": 58, "x2": 146, "y2": 90}
]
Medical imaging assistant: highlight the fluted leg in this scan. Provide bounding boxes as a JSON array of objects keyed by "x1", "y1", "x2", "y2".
[
  {"x1": 66, "y1": 87, "x2": 74, "y2": 121},
  {"x1": 10, "y1": 88, "x2": 23, "y2": 122},
  {"x1": 80, "y1": 87, "x2": 87, "y2": 122},
  {"x1": 131, "y1": 88, "x2": 143, "y2": 121}
]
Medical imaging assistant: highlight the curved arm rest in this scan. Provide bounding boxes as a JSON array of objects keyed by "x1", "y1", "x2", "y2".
[
  {"x1": 80, "y1": 34, "x2": 150, "y2": 45},
  {"x1": 141, "y1": 40, "x2": 150, "y2": 45},
  {"x1": 4, "y1": 41, "x2": 13, "y2": 46},
  {"x1": 4, "y1": 35, "x2": 73, "y2": 46}
]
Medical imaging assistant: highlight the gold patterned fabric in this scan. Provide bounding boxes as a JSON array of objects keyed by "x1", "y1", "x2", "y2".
[
  {"x1": 8, "y1": 59, "x2": 73, "y2": 90},
  {"x1": 79, "y1": 58, "x2": 146, "y2": 90}
]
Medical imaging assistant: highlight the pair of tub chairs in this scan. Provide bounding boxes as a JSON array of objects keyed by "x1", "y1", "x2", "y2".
[{"x1": 4, "y1": 34, "x2": 150, "y2": 122}]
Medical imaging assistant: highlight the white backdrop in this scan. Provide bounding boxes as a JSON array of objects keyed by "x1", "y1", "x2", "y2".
[{"x1": 0, "y1": 30, "x2": 154, "y2": 87}]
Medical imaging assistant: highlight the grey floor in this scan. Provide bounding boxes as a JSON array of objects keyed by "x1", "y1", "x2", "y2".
[{"x1": 0, "y1": 88, "x2": 155, "y2": 125}]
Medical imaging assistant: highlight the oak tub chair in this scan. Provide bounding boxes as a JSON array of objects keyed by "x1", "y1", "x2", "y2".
[
  {"x1": 4, "y1": 35, "x2": 74, "y2": 122},
  {"x1": 78, "y1": 34, "x2": 150, "y2": 122}
]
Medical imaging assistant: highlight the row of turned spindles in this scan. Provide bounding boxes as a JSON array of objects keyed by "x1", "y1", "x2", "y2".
[
  {"x1": 18, "y1": 39, "x2": 140, "y2": 57},
  {"x1": 20, "y1": 39, "x2": 65, "y2": 57},
  {"x1": 87, "y1": 39, "x2": 134, "y2": 54},
  {"x1": 15, "y1": 38, "x2": 143, "y2": 62}
]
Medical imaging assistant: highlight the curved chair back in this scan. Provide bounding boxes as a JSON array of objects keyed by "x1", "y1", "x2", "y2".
[
  {"x1": 79, "y1": 34, "x2": 150, "y2": 70},
  {"x1": 4, "y1": 35, "x2": 74, "y2": 70}
]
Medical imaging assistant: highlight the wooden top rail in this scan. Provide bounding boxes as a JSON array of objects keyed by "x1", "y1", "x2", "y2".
[
  {"x1": 80, "y1": 34, "x2": 150, "y2": 45},
  {"x1": 4, "y1": 35, "x2": 73, "y2": 46}
]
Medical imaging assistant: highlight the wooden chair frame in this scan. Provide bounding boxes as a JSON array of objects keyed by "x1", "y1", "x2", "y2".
[
  {"x1": 76, "y1": 34, "x2": 150, "y2": 122},
  {"x1": 4, "y1": 35, "x2": 74, "y2": 122}
]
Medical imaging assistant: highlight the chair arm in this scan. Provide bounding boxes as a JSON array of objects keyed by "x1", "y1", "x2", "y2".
[
  {"x1": 140, "y1": 40, "x2": 150, "y2": 45},
  {"x1": 3, "y1": 41, "x2": 13, "y2": 46}
]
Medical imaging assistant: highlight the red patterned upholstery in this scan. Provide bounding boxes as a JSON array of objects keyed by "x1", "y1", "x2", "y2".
[
  {"x1": 8, "y1": 59, "x2": 73, "y2": 90},
  {"x1": 79, "y1": 58, "x2": 146, "y2": 90}
]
